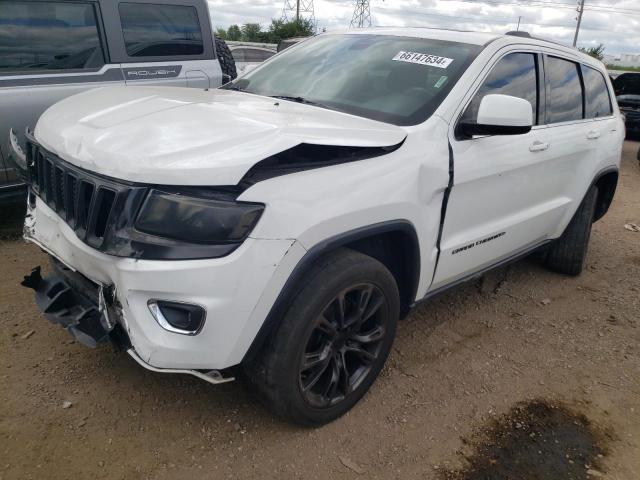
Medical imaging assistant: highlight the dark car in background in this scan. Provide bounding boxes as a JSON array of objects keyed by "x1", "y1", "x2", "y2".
[{"x1": 613, "y1": 73, "x2": 640, "y2": 138}]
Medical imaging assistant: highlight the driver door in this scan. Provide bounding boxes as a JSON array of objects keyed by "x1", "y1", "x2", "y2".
[{"x1": 431, "y1": 49, "x2": 564, "y2": 289}]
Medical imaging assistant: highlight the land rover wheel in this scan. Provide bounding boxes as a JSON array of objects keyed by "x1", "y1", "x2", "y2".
[
  {"x1": 545, "y1": 186, "x2": 598, "y2": 276},
  {"x1": 245, "y1": 248, "x2": 400, "y2": 426}
]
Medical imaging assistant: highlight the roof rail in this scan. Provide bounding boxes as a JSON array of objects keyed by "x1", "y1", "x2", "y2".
[
  {"x1": 504, "y1": 30, "x2": 575, "y2": 49},
  {"x1": 505, "y1": 31, "x2": 531, "y2": 37}
]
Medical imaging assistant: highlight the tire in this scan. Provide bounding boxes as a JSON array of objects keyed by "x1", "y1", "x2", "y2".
[
  {"x1": 545, "y1": 186, "x2": 598, "y2": 276},
  {"x1": 243, "y1": 248, "x2": 400, "y2": 426},
  {"x1": 214, "y1": 36, "x2": 237, "y2": 81}
]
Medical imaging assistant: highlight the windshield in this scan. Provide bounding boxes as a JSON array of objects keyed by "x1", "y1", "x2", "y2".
[{"x1": 224, "y1": 34, "x2": 482, "y2": 126}]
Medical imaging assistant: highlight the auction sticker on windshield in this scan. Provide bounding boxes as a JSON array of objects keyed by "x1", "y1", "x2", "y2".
[{"x1": 392, "y1": 51, "x2": 454, "y2": 69}]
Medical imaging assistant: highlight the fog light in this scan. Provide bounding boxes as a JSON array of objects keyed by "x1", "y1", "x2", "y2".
[{"x1": 148, "y1": 300, "x2": 206, "y2": 335}]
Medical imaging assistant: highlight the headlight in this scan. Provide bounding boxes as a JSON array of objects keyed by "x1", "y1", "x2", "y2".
[{"x1": 135, "y1": 189, "x2": 264, "y2": 244}]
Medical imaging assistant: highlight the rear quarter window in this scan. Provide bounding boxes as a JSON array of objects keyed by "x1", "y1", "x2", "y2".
[
  {"x1": 582, "y1": 66, "x2": 613, "y2": 118},
  {"x1": 119, "y1": 3, "x2": 203, "y2": 57}
]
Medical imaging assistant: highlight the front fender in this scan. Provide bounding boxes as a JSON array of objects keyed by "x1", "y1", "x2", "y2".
[{"x1": 5, "y1": 128, "x2": 29, "y2": 182}]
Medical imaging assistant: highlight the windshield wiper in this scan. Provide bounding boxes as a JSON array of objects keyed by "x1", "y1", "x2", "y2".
[{"x1": 268, "y1": 95, "x2": 329, "y2": 109}]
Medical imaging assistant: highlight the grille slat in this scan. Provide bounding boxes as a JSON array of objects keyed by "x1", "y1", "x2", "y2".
[
  {"x1": 91, "y1": 189, "x2": 117, "y2": 240},
  {"x1": 54, "y1": 166, "x2": 65, "y2": 215},
  {"x1": 44, "y1": 160, "x2": 53, "y2": 202},
  {"x1": 35, "y1": 151, "x2": 44, "y2": 190},
  {"x1": 65, "y1": 174, "x2": 78, "y2": 226},
  {"x1": 76, "y1": 181, "x2": 95, "y2": 233}
]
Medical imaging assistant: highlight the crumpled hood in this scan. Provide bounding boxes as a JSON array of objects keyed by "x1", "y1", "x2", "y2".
[{"x1": 35, "y1": 86, "x2": 407, "y2": 186}]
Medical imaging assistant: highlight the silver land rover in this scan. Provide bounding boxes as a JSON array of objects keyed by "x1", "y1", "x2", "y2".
[{"x1": 1, "y1": 0, "x2": 237, "y2": 203}]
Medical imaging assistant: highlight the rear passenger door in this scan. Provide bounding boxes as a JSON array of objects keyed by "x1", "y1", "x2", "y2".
[
  {"x1": 581, "y1": 64, "x2": 618, "y2": 172},
  {"x1": 541, "y1": 54, "x2": 611, "y2": 238},
  {"x1": 101, "y1": 0, "x2": 221, "y2": 89},
  {"x1": 433, "y1": 49, "x2": 570, "y2": 288}
]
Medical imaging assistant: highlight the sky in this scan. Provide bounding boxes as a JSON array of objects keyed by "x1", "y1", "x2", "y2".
[{"x1": 206, "y1": 0, "x2": 640, "y2": 55}]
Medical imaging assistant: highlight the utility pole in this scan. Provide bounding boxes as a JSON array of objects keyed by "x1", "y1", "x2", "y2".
[
  {"x1": 573, "y1": 0, "x2": 585, "y2": 47},
  {"x1": 296, "y1": 0, "x2": 300, "y2": 21},
  {"x1": 516, "y1": 16, "x2": 521, "y2": 31}
]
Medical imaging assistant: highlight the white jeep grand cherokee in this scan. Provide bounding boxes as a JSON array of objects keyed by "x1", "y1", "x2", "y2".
[{"x1": 16, "y1": 28, "x2": 624, "y2": 425}]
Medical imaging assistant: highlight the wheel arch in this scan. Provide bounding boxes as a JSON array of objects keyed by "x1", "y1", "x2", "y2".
[
  {"x1": 242, "y1": 220, "x2": 420, "y2": 364},
  {"x1": 592, "y1": 167, "x2": 618, "y2": 222}
]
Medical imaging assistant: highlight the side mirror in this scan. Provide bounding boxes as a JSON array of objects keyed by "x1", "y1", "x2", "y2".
[{"x1": 458, "y1": 94, "x2": 533, "y2": 137}]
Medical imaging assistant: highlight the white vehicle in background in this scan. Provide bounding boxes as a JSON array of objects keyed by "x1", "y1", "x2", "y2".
[
  {"x1": 227, "y1": 41, "x2": 277, "y2": 75},
  {"x1": 16, "y1": 28, "x2": 623, "y2": 426}
]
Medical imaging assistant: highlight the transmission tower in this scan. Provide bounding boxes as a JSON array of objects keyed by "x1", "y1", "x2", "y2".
[
  {"x1": 282, "y1": 0, "x2": 316, "y2": 26},
  {"x1": 350, "y1": 0, "x2": 371, "y2": 28}
]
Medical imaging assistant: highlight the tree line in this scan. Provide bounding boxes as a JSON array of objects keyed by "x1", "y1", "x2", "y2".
[{"x1": 216, "y1": 19, "x2": 315, "y2": 44}]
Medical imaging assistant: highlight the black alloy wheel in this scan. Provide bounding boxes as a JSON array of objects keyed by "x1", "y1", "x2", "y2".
[
  {"x1": 243, "y1": 248, "x2": 400, "y2": 426},
  {"x1": 299, "y1": 284, "x2": 388, "y2": 408}
]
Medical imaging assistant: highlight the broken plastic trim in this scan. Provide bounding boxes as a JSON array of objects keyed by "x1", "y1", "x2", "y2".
[
  {"x1": 127, "y1": 349, "x2": 235, "y2": 385},
  {"x1": 21, "y1": 265, "x2": 111, "y2": 348},
  {"x1": 238, "y1": 140, "x2": 405, "y2": 189}
]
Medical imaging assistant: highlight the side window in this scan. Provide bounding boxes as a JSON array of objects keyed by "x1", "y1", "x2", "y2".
[
  {"x1": 460, "y1": 52, "x2": 539, "y2": 125},
  {"x1": 545, "y1": 56, "x2": 584, "y2": 123},
  {"x1": 582, "y1": 66, "x2": 613, "y2": 118},
  {"x1": 0, "y1": 2, "x2": 105, "y2": 73},
  {"x1": 119, "y1": 3, "x2": 203, "y2": 57}
]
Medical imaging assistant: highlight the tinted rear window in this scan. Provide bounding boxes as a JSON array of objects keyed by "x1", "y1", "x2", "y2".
[
  {"x1": 546, "y1": 56, "x2": 584, "y2": 123},
  {"x1": 0, "y1": 1, "x2": 104, "y2": 73},
  {"x1": 582, "y1": 66, "x2": 612, "y2": 118},
  {"x1": 119, "y1": 3, "x2": 203, "y2": 57}
]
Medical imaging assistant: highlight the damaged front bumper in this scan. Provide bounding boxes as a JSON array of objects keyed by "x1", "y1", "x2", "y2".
[
  {"x1": 22, "y1": 259, "x2": 235, "y2": 385},
  {"x1": 21, "y1": 260, "x2": 125, "y2": 349},
  {"x1": 22, "y1": 194, "x2": 304, "y2": 375}
]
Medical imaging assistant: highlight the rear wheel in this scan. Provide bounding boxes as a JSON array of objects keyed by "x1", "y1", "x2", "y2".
[
  {"x1": 545, "y1": 186, "x2": 598, "y2": 276},
  {"x1": 214, "y1": 36, "x2": 237, "y2": 81},
  {"x1": 244, "y1": 248, "x2": 399, "y2": 426}
]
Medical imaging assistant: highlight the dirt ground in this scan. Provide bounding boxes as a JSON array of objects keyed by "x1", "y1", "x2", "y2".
[{"x1": 1, "y1": 141, "x2": 639, "y2": 480}]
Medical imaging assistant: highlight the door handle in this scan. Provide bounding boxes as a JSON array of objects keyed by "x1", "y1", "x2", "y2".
[
  {"x1": 529, "y1": 141, "x2": 550, "y2": 152},
  {"x1": 587, "y1": 130, "x2": 601, "y2": 140}
]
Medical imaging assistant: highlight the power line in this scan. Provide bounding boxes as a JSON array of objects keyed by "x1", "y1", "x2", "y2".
[
  {"x1": 439, "y1": 0, "x2": 640, "y2": 16},
  {"x1": 376, "y1": 5, "x2": 626, "y2": 32}
]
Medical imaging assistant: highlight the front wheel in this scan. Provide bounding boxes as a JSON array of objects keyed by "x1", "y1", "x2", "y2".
[{"x1": 244, "y1": 249, "x2": 400, "y2": 426}]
